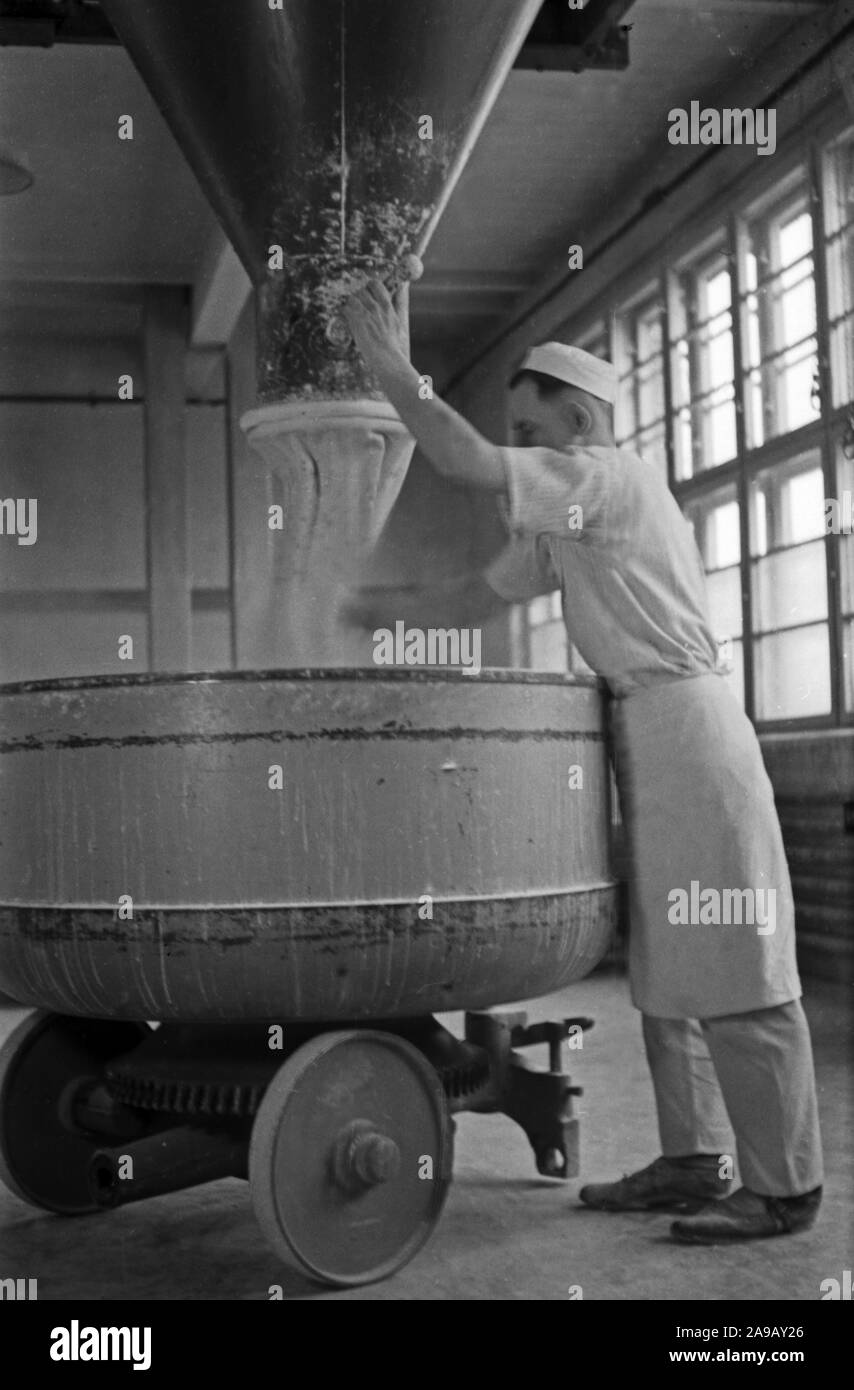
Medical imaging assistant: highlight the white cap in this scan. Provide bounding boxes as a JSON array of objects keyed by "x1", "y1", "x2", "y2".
[{"x1": 518, "y1": 342, "x2": 618, "y2": 405}]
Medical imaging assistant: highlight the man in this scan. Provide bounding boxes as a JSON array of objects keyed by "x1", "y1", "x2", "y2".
[{"x1": 343, "y1": 280, "x2": 823, "y2": 1243}]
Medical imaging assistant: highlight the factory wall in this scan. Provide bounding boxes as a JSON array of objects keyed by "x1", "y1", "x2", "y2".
[
  {"x1": 760, "y1": 734, "x2": 854, "y2": 984},
  {"x1": 0, "y1": 324, "x2": 232, "y2": 682}
]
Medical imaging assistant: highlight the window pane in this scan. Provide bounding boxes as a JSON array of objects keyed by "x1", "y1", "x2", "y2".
[
  {"x1": 707, "y1": 566, "x2": 743, "y2": 639},
  {"x1": 529, "y1": 591, "x2": 562, "y2": 626},
  {"x1": 616, "y1": 291, "x2": 665, "y2": 458},
  {"x1": 741, "y1": 186, "x2": 820, "y2": 446},
  {"x1": 754, "y1": 624, "x2": 831, "y2": 719},
  {"x1": 779, "y1": 210, "x2": 812, "y2": 268},
  {"x1": 530, "y1": 619, "x2": 568, "y2": 671},
  {"x1": 710, "y1": 499, "x2": 741, "y2": 567},
  {"x1": 671, "y1": 253, "x2": 737, "y2": 479},
  {"x1": 824, "y1": 129, "x2": 854, "y2": 238},
  {"x1": 683, "y1": 487, "x2": 743, "y2": 695},
  {"x1": 823, "y1": 129, "x2": 854, "y2": 407},
  {"x1": 686, "y1": 486, "x2": 741, "y2": 568},
  {"x1": 787, "y1": 467, "x2": 827, "y2": 543},
  {"x1": 749, "y1": 453, "x2": 826, "y2": 552},
  {"x1": 842, "y1": 531, "x2": 854, "y2": 617},
  {"x1": 751, "y1": 540, "x2": 828, "y2": 632},
  {"x1": 749, "y1": 450, "x2": 830, "y2": 719},
  {"x1": 844, "y1": 618, "x2": 854, "y2": 713},
  {"x1": 837, "y1": 447, "x2": 854, "y2": 619},
  {"x1": 638, "y1": 311, "x2": 661, "y2": 355},
  {"x1": 638, "y1": 358, "x2": 665, "y2": 429},
  {"x1": 635, "y1": 422, "x2": 667, "y2": 477},
  {"x1": 827, "y1": 232, "x2": 854, "y2": 409}
]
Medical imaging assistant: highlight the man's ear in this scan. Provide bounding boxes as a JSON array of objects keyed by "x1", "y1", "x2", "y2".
[{"x1": 569, "y1": 401, "x2": 594, "y2": 436}]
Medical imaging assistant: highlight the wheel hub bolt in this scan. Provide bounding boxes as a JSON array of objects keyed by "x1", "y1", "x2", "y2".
[{"x1": 350, "y1": 1131, "x2": 401, "y2": 1186}]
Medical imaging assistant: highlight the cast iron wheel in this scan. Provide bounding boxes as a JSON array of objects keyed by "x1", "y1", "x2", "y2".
[
  {"x1": 249, "y1": 1029, "x2": 452, "y2": 1287},
  {"x1": 0, "y1": 1011, "x2": 150, "y2": 1214}
]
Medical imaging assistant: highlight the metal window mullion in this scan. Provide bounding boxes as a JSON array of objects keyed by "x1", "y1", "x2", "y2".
[
  {"x1": 754, "y1": 330, "x2": 818, "y2": 370},
  {"x1": 656, "y1": 285, "x2": 673, "y2": 483},
  {"x1": 749, "y1": 530, "x2": 830, "y2": 563},
  {"x1": 681, "y1": 267, "x2": 706, "y2": 479},
  {"x1": 754, "y1": 221, "x2": 781, "y2": 445},
  {"x1": 689, "y1": 381, "x2": 737, "y2": 410},
  {"x1": 750, "y1": 615, "x2": 831, "y2": 643},
  {"x1": 631, "y1": 310, "x2": 643, "y2": 441},
  {"x1": 672, "y1": 455, "x2": 743, "y2": 504},
  {"x1": 753, "y1": 247, "x2": 815, "y2": 298},
  {"x1": 809, "y1": 138, "x2": 843, "y2": 725},
  {"x1": 728, "y1": 213, "x2": 756, "y2": 724}
]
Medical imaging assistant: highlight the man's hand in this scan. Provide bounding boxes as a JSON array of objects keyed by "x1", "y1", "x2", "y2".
[
  {"x1": 343, "y1": 279, "x2": 408, "y2": 373},
  {"x1": 342, "y1": 277, "x2": 507, "y2": 494}
]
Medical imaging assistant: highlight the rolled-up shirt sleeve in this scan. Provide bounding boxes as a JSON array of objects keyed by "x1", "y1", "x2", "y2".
[
  {"x1": 482, "y1": 533, "x2": 557, "y2": 603},
  {"x1": 496, "y1": 445, "x2": 612, "y2": 540}
]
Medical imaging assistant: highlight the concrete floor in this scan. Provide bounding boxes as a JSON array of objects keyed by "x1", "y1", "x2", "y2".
[{"x1": 1, "y1": 970, "x2": 851, "y2": 1301}]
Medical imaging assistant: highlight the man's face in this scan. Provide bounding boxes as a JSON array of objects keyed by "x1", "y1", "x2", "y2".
[{"x1": 510, "y1": 378, "x2": 578, "y2": 450}]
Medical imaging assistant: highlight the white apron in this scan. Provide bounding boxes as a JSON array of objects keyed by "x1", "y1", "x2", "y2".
[{"x1": 611, "y1": 672, "x2": 801, "y2": 1019}]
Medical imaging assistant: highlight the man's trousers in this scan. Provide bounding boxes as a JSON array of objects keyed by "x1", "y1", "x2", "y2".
[{"x1": 641, "y1": 1000, "x2": 823, "y2": 1196}]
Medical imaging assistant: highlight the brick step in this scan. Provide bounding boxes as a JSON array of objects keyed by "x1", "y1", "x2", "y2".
[
  {"x1": 778, "y1": 810, "x2": 852, "y2": 835},
  {"x1": 777, "y1": 812, "x2": 849, "y2": 841},
  {"x1": 794, "y1": 901, "x2": 854, "y2": 937},
  {"x1": 791, "y1": 872, "x2": 854, "y2": 905},
  {"x1": 795, "y1": 930, "x2": 854, "y2": 984},
  {"x1": 786, "y1": 843, "x2": 854, "y2": 877}
]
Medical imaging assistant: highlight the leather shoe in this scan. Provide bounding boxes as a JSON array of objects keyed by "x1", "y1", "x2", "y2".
[
  {"x1": 579, "y1": 1155, "x2": 730, "y2": 1212},
  {"x1": 671, "y1": 1185, "x2": 822, "y2": 1243}
]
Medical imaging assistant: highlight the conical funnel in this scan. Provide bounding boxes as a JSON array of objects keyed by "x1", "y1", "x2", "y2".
[
  {"x1": 102, "y1": 0, "x2": 541, "y2": 662},
  {"x1": 101, "y1": 0, "x2": 540, "y2": 400}
]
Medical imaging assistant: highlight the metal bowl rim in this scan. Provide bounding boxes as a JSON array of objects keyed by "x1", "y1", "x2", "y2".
[{"x1": 0, "y1": 668, "x2": 604, "y2": 698}]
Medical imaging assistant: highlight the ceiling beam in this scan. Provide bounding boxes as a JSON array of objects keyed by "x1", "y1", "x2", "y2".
[
  {"x1": 187, "y1": 226, "x2": 251, "y2": 394},
  {"x1": 413, "y1": 271, "x2": 530, "y2": 320},
  {"x1": 191, "y1": 226, "x2": 251, "y2": 349}
]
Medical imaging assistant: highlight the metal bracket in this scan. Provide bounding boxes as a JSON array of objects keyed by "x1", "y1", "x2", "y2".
[{"x1": 464, "y1": 1009, "x2": 594, "y2": 1179}]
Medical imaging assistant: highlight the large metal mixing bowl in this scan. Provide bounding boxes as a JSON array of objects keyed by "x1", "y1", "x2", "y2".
[{"x1": 0, "y1": 669, "x2": 616, "y2": 1021}]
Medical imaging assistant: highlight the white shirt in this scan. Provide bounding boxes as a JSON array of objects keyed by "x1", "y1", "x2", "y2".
[{"x1": 483, "y1": 444, "x2": 720, "y2": 698}]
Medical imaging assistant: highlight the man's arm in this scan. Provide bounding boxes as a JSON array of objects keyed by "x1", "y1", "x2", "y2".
[
  {"x1": 343, "y1": 574, "x2": 509, "y2": 632},
  {"x1": 343, "y1": 281, "x2": 507, "y2": 493}
]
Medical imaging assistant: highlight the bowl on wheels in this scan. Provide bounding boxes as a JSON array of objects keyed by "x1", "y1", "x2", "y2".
[{"x1": 0, "y1": 668, "x2": 618, "y2": 1285}]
